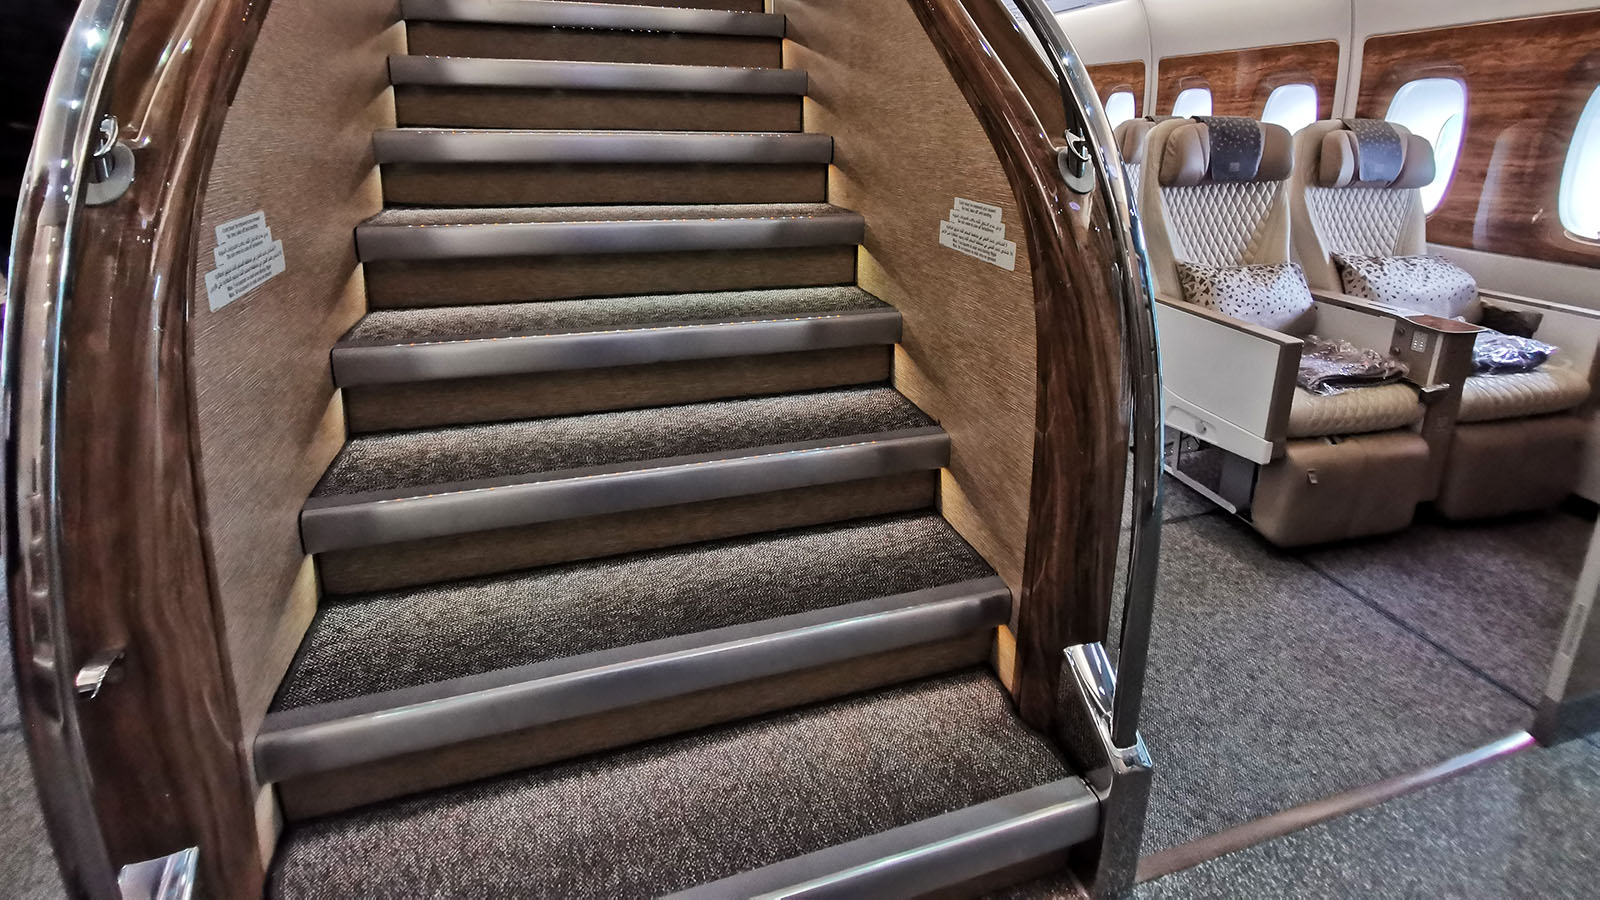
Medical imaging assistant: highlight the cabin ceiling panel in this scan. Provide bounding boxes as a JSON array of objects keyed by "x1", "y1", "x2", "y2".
[{"x1": 1053, "y1": 0, "x2": 1150, "y2": 68}]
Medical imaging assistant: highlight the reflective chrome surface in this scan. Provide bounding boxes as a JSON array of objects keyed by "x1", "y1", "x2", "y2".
[{"x1": 117, "y1": 847, "x2": 197, "y2": 900}]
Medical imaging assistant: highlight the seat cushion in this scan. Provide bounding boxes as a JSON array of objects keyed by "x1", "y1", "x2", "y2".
[
  {"x1": 1458, "y1": 365, "x2": 1591, "y2": 423},
  {"x1": 1176, "y1": 260, "x2": 1315, "y2": 331},
  {"x1": 1333, "y1": 253, "x2": 1477, "y2": 318},
  {"x1": 1288, "y1": 382, "x2": 1422, "y2": 438}
]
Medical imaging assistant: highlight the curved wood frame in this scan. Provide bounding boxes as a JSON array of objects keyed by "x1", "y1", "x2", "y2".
[
  {"x1": 925, "y1": 0, "x2": 1129, "y2": 728},
  {"x1": 1156, "y1": 41, "x2": 1339, "y2": 119},
  {"x1": 10, "y1": 0, "x2": 274, "y2": 895}
]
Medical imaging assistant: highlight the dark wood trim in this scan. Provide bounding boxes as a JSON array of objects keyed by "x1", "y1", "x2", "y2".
[
  {"x1": 1087, "y1": 60, "x2": 1146, "y2": 116},
  {"x1": 929, "y1": 0, "x2": 1128, "y2": 730},
  {"x1": 1157, "y1": 41, "x2": 1339, "y2": 119},
  {"x1": 1357, "y1": 12, "x2": 1600, "y2": 268},
  {"x1": 16, "y1": 0, "x2": 272, "y2": 895}
]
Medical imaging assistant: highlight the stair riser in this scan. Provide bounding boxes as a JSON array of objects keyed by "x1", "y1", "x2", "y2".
[
  {"x1": 394, "y1": 86, "x2": 801, "y2": 131},
  {"x1": 588, "y1": 0, "x2": 765, "y2": 10},
  {"x1": 274, "y1": 632, "x2": 994, "y2": 820},
  {"x1": 381, "y1": 163, "x2": 826, "y2": 206},
  {"x1": 317, "y1": 471, "x2": 935, "y2": 594},
  {"x1": 343, "y1": 347, "x2": 892, "y2": 432},
  {"x1": 405, "y1": 23, "x2": 781, "y2": 68},
  {"x1": 363, "y1": 247, "x2": 857, "y2": 307}
]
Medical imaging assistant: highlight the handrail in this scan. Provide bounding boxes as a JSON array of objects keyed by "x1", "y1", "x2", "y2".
[
  {"x1": 5, "y1": 1, "x2": 142, "y2": 895},
  {"x1": 1006, "y1": 0, "x2": 1165, "y2": 750}
]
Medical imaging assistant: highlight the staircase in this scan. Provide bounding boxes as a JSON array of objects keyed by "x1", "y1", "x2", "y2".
[{"x1": 261, "y1": 0, "x2": 1102, "y2": 895}]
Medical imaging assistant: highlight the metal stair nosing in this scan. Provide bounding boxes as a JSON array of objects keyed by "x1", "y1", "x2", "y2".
[{"x1": 399, "y1": 0, "x2": 788, "y2": 38}]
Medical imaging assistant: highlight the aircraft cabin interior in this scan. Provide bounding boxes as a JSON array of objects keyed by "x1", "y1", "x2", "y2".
[{"x1": 1, "y1": 0, "x2": 1598, "y2": 897}]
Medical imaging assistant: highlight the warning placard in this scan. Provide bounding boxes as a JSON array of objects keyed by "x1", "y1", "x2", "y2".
[
  {"x1": 205, "y1": 211, "x2": 285, "y2": 311},
  {"x1": 939, "y1": 198, "x2": 1016, "y2": 271}
]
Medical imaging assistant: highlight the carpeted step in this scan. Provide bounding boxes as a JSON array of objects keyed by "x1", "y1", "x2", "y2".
[
  {"x1": 401, "y1": 0, "x2": 785, "y2": 36},
  {"x1": 269, "y1": 669, "x2": 1085, "y2": 899},
  {"x1": 332, "y1": 286, "x2": 897, "y2": 387}
]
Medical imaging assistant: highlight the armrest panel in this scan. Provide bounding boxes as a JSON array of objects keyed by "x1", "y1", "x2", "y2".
[
  {"x1": 1308, "y1": 289, "x2": 1479, "y2": 389},
  {"x1": 1479, "y1": 292, "x2": 1600, "y2": 383}
]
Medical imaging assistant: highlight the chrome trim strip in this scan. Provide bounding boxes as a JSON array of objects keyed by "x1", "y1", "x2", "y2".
[
  {"x1": 117, "y1": 847, "x2": 198, "y2": 900},
  {"x1": 299, "y1": 426, "x2": 949, "y2": 553},
  {"x1": 355, "y1": 210, "x2": 865, "y2": 262},
  {"x1": 371, "y1": 129, "x2": 834, "y2": 165},
  {"x1": 401, "y1": 0, "x2": 787, "y2": 38},
  {"x1": 388, "y1": 55, "x2": 808, "y2": 95},
  {"x1": 1008, "y1": 0, "x2": 1164, "y2": 751},
  {"x1": 331, "y1": 308, "x2": 901, "y2": 386},
  {"x1": 254, "y1": 578, "x2": 1010, "y2": 783},
  {"x1": 666, "y1": 779, "x2": 1100, "y2": 899}
]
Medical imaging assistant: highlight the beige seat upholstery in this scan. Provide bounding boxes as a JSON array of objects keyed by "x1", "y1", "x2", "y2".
[
  {"x1": 1290, "y1": 118, "x2": 1595, "y2": 518},
  {"x1": 1113, "y1": 118, "x2": 1156, "y2": 196},
  {"x1": 1142, "y1": 116, "x2": 1430, "y2": 546}
]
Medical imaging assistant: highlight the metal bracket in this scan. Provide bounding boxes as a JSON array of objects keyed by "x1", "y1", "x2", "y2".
[
  {"x1": 1059, "y1": 128, "x2": 1096, "y2": 194},
  {"x1": 118, "y1": 847, "x2": 197, "y2": 900},
  {"x1": 75, "y1": 648, "x2": 125, "y2": 699},
  {"x1": 85, "y1": 114, "x2": 135, "y2": 206}
]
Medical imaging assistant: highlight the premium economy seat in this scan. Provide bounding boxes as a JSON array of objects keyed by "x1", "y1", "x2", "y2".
[
  {"x1": 1289, "y1": 118, "x2": 1599, "y2": 519},
  {"x1": 1114, "y1": 117, "x2": 1156, "y2": 195},
  {"x1": 1138, "y1": 115, "x2": 1439, "y2": 546}
]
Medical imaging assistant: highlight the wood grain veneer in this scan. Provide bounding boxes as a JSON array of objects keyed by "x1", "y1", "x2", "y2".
[
  {"x1": 1357, "y1": 12, "x2": 1600, "y2": 267},
  {"x1": 363, "y1": 247, "x2": 858, "y2": 306},
  {"x1": 276, "y1": 632, "x2": 994, "y2": 819},
  {"x1": 317, "y1": 472, "x2": 937, "y2": 593},
  {"x1": 1088, "y1": 60, "x2": 1146, "y2": 115},
  {"x1": 1157, "y1": 41, "x2": 1338, "y2": 119},
  {"x1": 394, "y1": 87, "x2": 803, "y2": 132},
  {"x1": 405, "y1": 22, "x2": 782, "y2": 68},
  {"x1": 344, "y1": 346, "x2": 891, "y2": 432},
  {"x1": 380, "y1": 162, "x2": 827, "y2": 207}
]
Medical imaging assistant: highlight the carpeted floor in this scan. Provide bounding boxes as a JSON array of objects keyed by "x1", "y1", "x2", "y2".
[
  {"x1": 273, "y1": 512, "x2": 992, "y2": 711},
  {"x1": 0, "y1": 616, "x2": 63, "y2": 900},
  {"x1": 342, "y1": 285, "x2": 887, "y2": 343},
  {"x1": 364, "y1": 202, "x2": 846, "y2": 227},
  {"x1": 271, "y1": 669, "x2": 1064, "y2": 899},
  {"x1": 1135, "y1": 737, "x2": 1600, "y2": 899},
  {"x1": 312, "y1": 385, "x2": 932, "y2": 496}
]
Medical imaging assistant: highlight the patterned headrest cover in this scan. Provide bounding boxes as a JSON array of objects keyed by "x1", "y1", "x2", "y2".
[
  {"x1": 1317, "y1": 120, "x2": 1436, "y2": 190},
  {"x1": 1341, "y1": 119, "x2": 1404, "y2": 184},
  {"x1": 1158, "y1": 118, "x2": 1293, "y2": 187},
  {"x1": 1195, "y1": 116, "x2": 1264, "y2": 182}
]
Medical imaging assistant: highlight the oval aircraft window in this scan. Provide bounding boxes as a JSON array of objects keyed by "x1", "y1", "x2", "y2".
[
  {"x1": 1385, "y1": 78, "x2": 1467, "y2": 213},
  {"x1": 1105, "y1": 90, "x2": 1137, "y2": 128},
  {"x1": 1261, "y1": 83, "x2": 1318, "y2": 134},
  {"x1": 1171, "y1": 86, "x2": 1213, "y2": 118},
  {"x1": 1559, "y1": 85, "x2": 1600, "y2": 240}
]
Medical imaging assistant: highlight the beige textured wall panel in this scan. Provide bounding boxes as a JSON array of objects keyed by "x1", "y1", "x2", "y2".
[
  {"x1": 777, "y1": 0, "x2": 1038, "y2": 591},
  {"x1": 190, "y1": 0, "x2": 403, "y2": 735}
]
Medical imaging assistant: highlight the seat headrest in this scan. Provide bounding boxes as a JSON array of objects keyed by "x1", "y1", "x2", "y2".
[
  {"x1": 1316, "y1": 119, "x2": 1435, "y2": 190},
  {"x1": 1157, "y1": 117, "x2": 1293, "y2": 187},
  {"x1": 1114, "y1": 118, "x2": 1156, "y2": 164}
]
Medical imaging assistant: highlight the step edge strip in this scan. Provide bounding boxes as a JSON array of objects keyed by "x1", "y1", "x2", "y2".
[
  {"x1": 300, "y1": 426, "x2": 949, "y2": 552},
  {"x1": 253, "y1": 578, "x2": 1010, "y2": 783},
  {"x1": 332, "y1": 308, "x2": 902, "y2": 386},
  {"x1": 401, "y1": 0, "x2": 787, "y2": 37},
  {"x1": 387, "y1": 55, "x2": 808, "y2": 95},
  {"x1": 371, "y1": 130, "x2": 834, "y2": 165},
  {"x1": 355, "y1": 211, "x2": 865, "y2": 262},
  {"x1": 666, "y1": 779, "x2": 1100, "y2": 900}
]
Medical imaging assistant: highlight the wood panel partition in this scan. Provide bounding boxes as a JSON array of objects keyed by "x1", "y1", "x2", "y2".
[
  {"x1": 1357, "y1": 12, "x2": 1600, "y2": 268},
  {"x1": 1088, "y1": 60, "x2": 1147, "y2": 114},
  {"x1": 1157, "y1": 41, "x2": 1339, "y2": 119}
]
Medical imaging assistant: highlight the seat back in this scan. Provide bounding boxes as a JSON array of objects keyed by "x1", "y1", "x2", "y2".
[
  {"x1": 1114, "y1": 117, "x2": 1156, "y2": 196},
  {"x1": 1137, "y1": 116, "x2": 1295, "y2": 298},
  {"x1": 1289, "y1": 119, "x2": 1435, "y2": 292}
]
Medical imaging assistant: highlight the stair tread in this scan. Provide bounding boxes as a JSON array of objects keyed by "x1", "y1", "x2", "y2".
[
  {"x1": 371, "y1": 128, "x2": 833, "y2": 164},
  {"x1": 269, "y1": 669, "x2": 1065, "y2": 898},
  {"x1": 341, "y1": 285, "x2": 887, "y2": 344},
  {"x1": 401, "y1": 0, "x2": 786, "y2": 37},
  {"x1": 389, "y1": 54, "x2": 807, "y2": 93},
  {"x1": 361, "y1": 201, "x2": 848, "y2": 228},
  {"x1": 273, "y1": 513, "x2": 991, "y2": 711},
  {"x1": 310, "y1": 385, "x2": 931, "y2": 499}
]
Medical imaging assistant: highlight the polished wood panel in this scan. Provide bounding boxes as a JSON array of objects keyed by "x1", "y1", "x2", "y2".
[
  {"x1": 1357, "y1": 12, "x2": 1600, "y2": 267},
  {"x1": 1088, "y1": 60, "x2": 1146, "y2": 115},
  {"x1": 1157, "y1": 41, "x2": 1338, "y2": 119},
  {"x1": 277, "y1": 632, "x2": 994, "y2": 819},
  {"x1": 345, "y1": 346, "x2": 891, "y2": 431},
  {"x1": 405, "y1": 22, "x2": 781, "y2": 68},
  {"x1": 914, "y1": 0, "x2": 1129, "y2": 729},
  {"x1": 318, "y1": 472, "x2": 937, "y2": 593},
  {"x1": 380, "y1": 162, "x2": 827, "y2": 206}
]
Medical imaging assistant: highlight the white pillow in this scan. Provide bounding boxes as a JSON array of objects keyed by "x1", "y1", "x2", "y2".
[
  {"x1": 1333, "y1": 253, "x2": 1477, "y2": 319},
  {"x1": 1176, "y1": 261, "x2": 1316, "y2": 331}
]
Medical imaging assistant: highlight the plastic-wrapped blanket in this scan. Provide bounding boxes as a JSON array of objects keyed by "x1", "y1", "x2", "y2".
[
  {"x1": 1473, "y1": 329, "x2": 1556, "y2": 374},
  {"x1": 1296, "y1": 337, "x2": 1409, "y2": 396}
]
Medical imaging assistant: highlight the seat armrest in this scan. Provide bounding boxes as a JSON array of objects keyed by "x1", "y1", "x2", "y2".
[
  {"x1": 1477, "y1": 290, "x2": 1600, "y2": 383},
  {"x1": 1154, "y1": 293, "x2": 1302, "y2": 463},
  {"x1": 1308, "y1": 289, "x2": 1479, "y2": 389}
]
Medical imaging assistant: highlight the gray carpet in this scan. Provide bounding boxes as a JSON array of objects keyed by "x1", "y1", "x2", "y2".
[
  {"x1": 1299, "y1": 511, "x2": 1592, "y2": 704},
  {"x1": 312, "y1": 386, "x2": 932, "y2": 497},
  {"x1": 270, "y1": 669, "x2": 1064, "y2": 899},
  {"x1": 0, "y1": 610, "x2": 64, "y2": 899},
  {"x1": 273, "y1": 513, "x2": 991, "y2": 710},
  {"x1": 1136, "y1": 738, "x2": 1600, "y2": 899},
  {"x1": 365, "y1": 202, "x2": 844, "y2": 227},
  {"x1": 1135, "y1": 515, "x2": 1531, "y2": 855},
  {"x1": 342, "y1": 285, "x2": 886, "y2": 343}
]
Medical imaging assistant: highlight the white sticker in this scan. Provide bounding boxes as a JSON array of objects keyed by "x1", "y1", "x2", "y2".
[
  {"x1": 205, "y1": 239, "x2": 286, "y2": 311},
  {"x1": 214, "y1": 227, "x2": 274, "y2": 269},
  {"x1": 939, "y1": 219, "x2": 1017, "y2": 271},
  {"x1": 215, "y1": 211, "x2": 268, "y2": 247},
  {"x1": 952, "y1": 198, "x2": 1004, "y2": 225}
]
